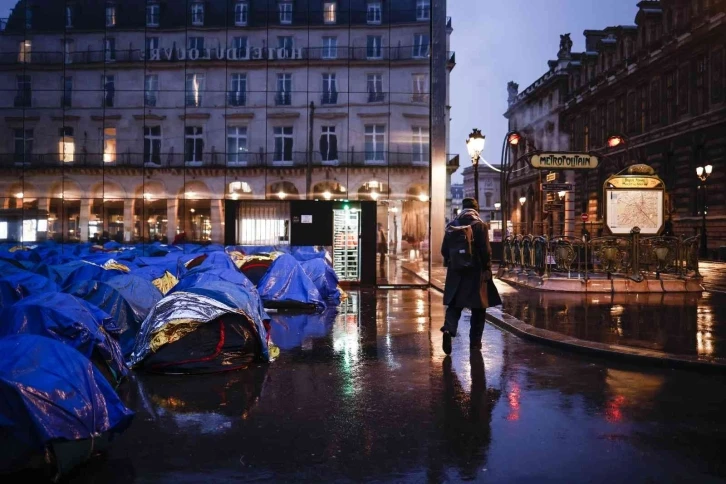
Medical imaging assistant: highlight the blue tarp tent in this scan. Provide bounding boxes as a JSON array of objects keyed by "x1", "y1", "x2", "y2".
[
  {"x1": 0, "y1": 271, "x2": 60, "y2": 308},
  {"x1": 66, "y1": 275, "x2": 163, "y2": 357},
  {"x1": 301, "y1": 258, "x2": 341, "y2": 301},
  {"x1": 178, "y1": 251, "x2": 238, "y2": 278},
  {"x1": 0, "y1": 335, "x2": 134, "y2": 476},
  {"x1": 257, "y1": 254, "x2": 325, "y2": 310},
  {"x1": 0, "y1": 292, "x2": 129, "y2": 383},
  {"x1": 35, "y1": 260, "x2": 125, "y2": 289}
]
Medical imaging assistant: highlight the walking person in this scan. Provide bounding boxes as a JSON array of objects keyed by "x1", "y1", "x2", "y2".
[
  {"x1": 440, "y1": 198, "x2": 502, "y2": 355},
  {"x1": 377, "y1": 223, "x2": 388, "y2": 267}
]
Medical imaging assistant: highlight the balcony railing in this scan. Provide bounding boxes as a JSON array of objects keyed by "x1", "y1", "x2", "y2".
[
  {"x1": 0, "y1": 151, "x2": 436, "y2": 169},
  {"x1": 321, "y1": 91, "x2": 338, "y2": 105},
  {"x1": 274, "y1": 92, "x2": 292, "y2": 106},
  {"x1": 228, "y1": 91, "x2": 247, "y2": 107},
  {"x1": 367, "y1": 91, "x2": 386, "y2": 103},
  {"x1": 0, "y1": 46, "x2": 434, "y2": 66}
]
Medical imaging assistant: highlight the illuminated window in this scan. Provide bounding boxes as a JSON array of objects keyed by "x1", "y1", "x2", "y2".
[
  {"x1": 0, "y1": 222, "x2": 7, "y2": 240},
  {"x1": 365, "y1": 125, "x2": 386, "y2": 163},
  {"x1": 273, "y1": 127, "x2": 294, "y2": 163},
  {"x1": 324, "y1": 2, "x2": 337, "y2": 24},
  {"x1": 191, "y1": 3, "x2": 204, "y2": 25},
  {"x1": 185, "y1": 73, "x2": 204, "y2": 107},
  {"x1": 279, "y1": 1, "x2": 293, "y2": 24},
  {"x1": 234, "y1": 1, "x2": 248, "y2": 26},
  {"x1": 103, "y1": 127, "x2": 117, "y2": 163},
  {"x1": 229, "y1": 73, "x2": 247, "y2": 106},
  {"x1": 227, "y1": 126, "x2": 248, "y2": 165},
  {"x1": 322, "y1": 36, "x2": 338, "y2": 59},
  {"x1": 185, "y1": 127, "x2": 204, "y2": 164},
  {"x1": 411, "y1": 126, "x2": 429, "y2": 165},
  {"x1": 144, "y1": 126, "x2": 162, "y2": 165},
  {"x1": 367, "y1": 2, "x2": 382, "y2": 24},
  {"x1": 416, "y1": 0, "x2": 430, "y2": 21},
  {"x1": 367, "y1": 35, "x2": 382, "y2": 59},
  {"x1": 18, "y1": 40, "x2": 31, "y2": 63},
  {"x1": 106, "y1": 5, "x2": 116, "y2": 27},
  {"x1": 412, "y1": 34, "x2": 430, "y2": 58},
  {"x1": 412, "y1": 74, "x2": 427, "y2": 102},
  {"x1": 146, "y1": 3, "x2": 160, "y2": 27},
  {"x1": 59, "y1": 127, "x2": 75, "y2": 163}
]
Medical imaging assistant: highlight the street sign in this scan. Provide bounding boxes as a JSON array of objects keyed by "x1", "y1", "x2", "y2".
[
  {"x1": 546, "y1": 172, "x2": 557, "y2": 182},
  {"x1": 542, "y1": 183, "x2": 573, "y2": 192},
  {"x1": 581, "y1": 213, "x2": 589, "y2": 222},
  {"x1": 544, "y1": 202, "x2": 564, "y2": 212},
  {"x1": 530, "y1": 152, "x2": 599, "y2": 170}
]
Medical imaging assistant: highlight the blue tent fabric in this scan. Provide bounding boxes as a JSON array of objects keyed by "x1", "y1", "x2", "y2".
[
  {"x1": 301, "y1": 258, "x2": 341, "y2": 300},
  {"x1": 0, "y1": 335, "x2": 134, "y2": 472},
  {"x1": 290, "y1": 246, "x2": 327, "y2": 262},
  {"x1": 0, "y1": 293, "x2": 129, "y2": 382},
  {"x1": 36, "y1": 260, "x2": 124, "y2": 289},
  {"x1": 66, "y1": 275, "x2": 162, "y2": 357},
  {"x1": 179, "y1": 251, "x2": 238, "y2": 278},
  {"x1": 257, "y1": 254, "x2": 325, "y2": 310},
  {"x1": 0, "y1": 271, "x2": 60, "y2": 301},
  {"x1": 0, "y1": 280, "x2": 21, "y2": 309}
]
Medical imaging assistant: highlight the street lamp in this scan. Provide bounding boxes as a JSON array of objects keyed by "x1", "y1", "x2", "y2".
[
  {"x1": 696, "y1": 164, "x2": 713, "y2": 258},
  {"x1": 466, "y1": 128, "x2": 486, "y2": 206},
  {"x1": 519, "y1": 196, "x2": 527, "y2": 206}
]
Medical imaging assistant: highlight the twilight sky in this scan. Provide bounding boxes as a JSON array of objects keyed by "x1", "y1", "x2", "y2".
[{"x1": 0, "y1": 0, "x2": 640, "y2": 183}]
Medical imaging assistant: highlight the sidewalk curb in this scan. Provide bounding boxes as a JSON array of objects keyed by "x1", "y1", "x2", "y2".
[{"x1": 485, "y1": 308, "x2": 726, "y2": 372}]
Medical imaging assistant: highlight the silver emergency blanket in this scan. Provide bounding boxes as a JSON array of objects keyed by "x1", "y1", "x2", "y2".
[{"x1": 128, "y1": 292, "x2": 269, "y2": 368}]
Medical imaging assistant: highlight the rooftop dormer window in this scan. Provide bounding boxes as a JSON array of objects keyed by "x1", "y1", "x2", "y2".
[
  {"x1": 191, "y1": 3, "x2": 204, "y2": 26},
  {"x1": 234, "y1": 1, "x2": 249, "y2": 26},
  {"x1": 24, "y1": 5, "x2": 32, "y2": 29},
  {"x1": 106, "y1": 5, "x2": 116, "y2": 27},
  {"x1": 416, "y1": 0, "x2": 430, "y2": 21},
  {"x1": 279, "y1": 1, "x2": 293, "y2": 25},
  {"x1": 323, "y1": 2, "x2": 336, "y2": 24},
  {"x1": 146, "y1": 2, "x2": 160, "y2": 27},
  {"x1": 367, "y1": 2, "x2": 382, "y2": 25}
]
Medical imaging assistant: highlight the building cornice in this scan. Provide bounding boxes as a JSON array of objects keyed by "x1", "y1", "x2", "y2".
[
  {"x1": 91, "y1": 115, "x2": 122, "y2": 121},
  {"x1": 357, "y1": 112, "x2": 391, "y2": 118},
  {"x1": 132, "y1": 114, "x2": 167, "y2": 121},
  {"x1": 178, "y1": 113, "x2": 211, "y2": 120},
  {"x1": 224, "y1": 113, "x2": 255, "y2": 120},
  {"x1": 51, "y1": 115, "x2": 81, "y2": 122},
  {"x1": 267, "y1": 112, "x2": 301, "y2": 119}
]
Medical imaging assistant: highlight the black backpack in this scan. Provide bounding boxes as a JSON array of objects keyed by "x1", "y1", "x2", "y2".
[{"x1": 445, "y1": 222, "x2": 480, "y2": 271}]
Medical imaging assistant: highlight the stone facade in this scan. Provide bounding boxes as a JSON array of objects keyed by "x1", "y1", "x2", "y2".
[
  {"x1": 0, "y1": 0, "x2": 455, "y2": 249},
  {"x1": 505, "y1": 0, "x2": 726, "y2": 251}
]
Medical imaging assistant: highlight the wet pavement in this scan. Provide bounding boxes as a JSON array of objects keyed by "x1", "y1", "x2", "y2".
[
  {"x1": 377, "y1": 256, "x2": 427, "y2": 286},
  {"x1": 44, "y1": 290, "x2": 726, "y2": 483}
]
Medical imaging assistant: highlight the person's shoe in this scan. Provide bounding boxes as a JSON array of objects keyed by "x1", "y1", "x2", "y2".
[{"x1": 442, "y1": 331, "x2": 452, "y2": 355}]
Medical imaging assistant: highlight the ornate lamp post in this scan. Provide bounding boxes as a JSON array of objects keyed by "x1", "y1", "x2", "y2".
[
  {"x1": 466, "y1": 129, "x2": 486, "y2": 206},
  {"x1": 696, "y1": 164, "x2": 713, "y2": 258}
]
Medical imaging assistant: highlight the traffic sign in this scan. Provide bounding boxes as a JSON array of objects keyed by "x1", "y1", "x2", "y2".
[
  {"x1": 581, "y1": 213, "x2": 589, "y2": 222},
  {"x1": 542, "y1": 183, "x2": 573, "y2": 192},
  {"x1": 544, "y1": 202, "x2": 564, "y2": 212}
]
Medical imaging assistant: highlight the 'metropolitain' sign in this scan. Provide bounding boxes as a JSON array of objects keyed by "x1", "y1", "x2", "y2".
[
  {"x1": 530, "y1": 152, "x2": 599, "y2": 170},
  {"x1": 140, "y1": 46, "x2": 304, "y2": 62}
]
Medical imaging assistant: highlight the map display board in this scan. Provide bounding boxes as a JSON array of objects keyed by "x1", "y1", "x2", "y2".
[{"x1": 605, "y1": 189, "x2": 663, "y2": 234}]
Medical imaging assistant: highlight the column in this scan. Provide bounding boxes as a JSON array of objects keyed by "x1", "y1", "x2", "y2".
[
  {"x1": 167, "y1": 198, "x2": 178, "y2": 244},
  {"x1": 564, "y1": 170, "x2": 576, "y2": 237},
  {"x1": 210, "y1": 199, "x2": 224, "y2": 244},
  {"x1": 123, "y1": 200, "x2": 133, "y2": 242},
  {"x1": 79, "y1": 198, "x2": 91, "y2": 242}
]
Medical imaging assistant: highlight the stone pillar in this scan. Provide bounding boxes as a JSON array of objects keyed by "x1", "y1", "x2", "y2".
[
  {"x1": 123, "y1": 200, "x2": 133, "y2": 242},
  {"x1": 564, "y1": 170, "x2": 576, "y2": 237},
  {"x1": 167, "y1": 198, "x2": 178, "y2": 243},
  {"x1": 210, "y1": 199, "x2": 224, "y2": 243},
  {"x1": 79, "y1": 198, "x2": 91, "y2": 242}
]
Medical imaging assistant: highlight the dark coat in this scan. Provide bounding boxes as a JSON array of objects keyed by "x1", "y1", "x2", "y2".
[{"x1": 441, "y1": 211, "x2": 502, "y2": 309}]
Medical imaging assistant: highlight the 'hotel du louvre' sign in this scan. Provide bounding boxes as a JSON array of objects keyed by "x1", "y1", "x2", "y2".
[
  {"x1": 140, "y1": 46, "x2": 304, "y2": 62},
  {"x1": 530, "y1": 152, "x2": 600, "y2": 170}
]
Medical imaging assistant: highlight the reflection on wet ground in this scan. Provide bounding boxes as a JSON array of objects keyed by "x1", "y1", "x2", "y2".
[
  {"x1": 54, "y1": 289, "x2": 726, "y2": 483},
  {"x1": 376, "y1": 257, "x2": 426, "y2": 286},
  {"x1": 496, "y1": 281, "x2": 726, "y2": 359}
]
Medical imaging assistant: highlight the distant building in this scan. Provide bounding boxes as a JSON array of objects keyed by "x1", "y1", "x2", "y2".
[
  {"x1": 461, "y1": 164, "x2": 500, "y2": 222},
  {"x1": 505, "y1": 0, "x2": 726, "y2": 249},
  {"x1": 449, "y1": 182, "x2": 463, "y2": 220}
]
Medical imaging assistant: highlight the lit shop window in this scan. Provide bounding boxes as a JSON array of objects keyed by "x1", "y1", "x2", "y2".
[
  {"x1": 324, "y1": 2, "x2": 337, "y2": 24},
  {"x1": 103, "y1": 127, "x2": 117, "y2": 163},
  {"x1": 59, "y1": 127, "x2": 75, "y2": 163}
]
